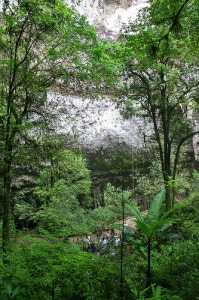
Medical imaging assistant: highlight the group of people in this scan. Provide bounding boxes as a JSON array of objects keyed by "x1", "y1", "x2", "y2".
[
  {"x1": 64, "y1": 222, "x2": 134, "y2": 256},
  {"x1": 83, "y1": 228, "x2": 121, "y2": 255},
  {"x1": 64, "y1": 226, "x2": 126, "y2": 256}
]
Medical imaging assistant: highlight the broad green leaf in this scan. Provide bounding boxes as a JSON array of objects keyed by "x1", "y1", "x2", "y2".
[
  {"x1": 148, "y1": 190, "x2": 165, "y2": 222},
  {"x1": 150, "y1": 218, "x2": 173, "y2": 233},
  {"x1": 136, "y1": 220, "x2": 151, "y2": 237},
  {"x1": 125, "y1": 202, "x2": 144, "y2": 222}
]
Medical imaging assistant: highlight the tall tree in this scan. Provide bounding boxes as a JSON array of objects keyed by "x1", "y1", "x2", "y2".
[
  {"x1": 119, "y1": 0, "x2": 199, "y2": 210},
  {"x1": 0, "y1": 0, "x2": 114, "y2": 253}
]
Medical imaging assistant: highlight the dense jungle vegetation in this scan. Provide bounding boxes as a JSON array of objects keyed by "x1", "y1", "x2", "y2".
[{"x1": 0, "y1": 0, "x2": 199, "y2": 299}]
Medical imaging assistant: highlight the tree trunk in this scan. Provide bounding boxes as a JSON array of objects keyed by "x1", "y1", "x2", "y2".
[
  {"x1": 2, "y1": 157, "x2": 12, "y2": 254},
  {"x1": 2, "y1": 109, "x2": 14, "y2": 254},
  {"x1": 165, "y1": 184, "x2": 172, "y2": 211},
  {"x1": 146, "y1": 238, "x2": 151, "y2": 288}
]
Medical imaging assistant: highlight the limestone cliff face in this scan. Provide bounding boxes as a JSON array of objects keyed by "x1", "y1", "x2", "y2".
[
  {"x1": 48, "y1": 0, "x2": 151, "y2": 155},
  {"x1": 65, "y1": 0, "x2": 149, "y2": 39},
  {"x1": 47, "y1": 92, "x2": 151, "y2": 154}
]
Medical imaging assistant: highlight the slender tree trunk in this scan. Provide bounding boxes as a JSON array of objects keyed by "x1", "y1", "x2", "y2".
[
  {"x1": 2, "y1": 107, "x2": 14, "y2": 254},
  {"x1": 146, "y1": 238, "x2": 151, "y2": 288},
  {"x1": 2, "y1": 155, "x2": 12, "y2": 254},
  {"x1": 165, "y1": 184, "x2": 172, "y2": 211}
]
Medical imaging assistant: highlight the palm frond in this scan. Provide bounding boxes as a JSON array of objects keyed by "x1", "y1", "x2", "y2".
[
  {"x1": 148, "y1": 190, "x2": 165, "y2": 222},
  {"x1": 125, "y1": 202, "x2": 144, "y2": 222}
]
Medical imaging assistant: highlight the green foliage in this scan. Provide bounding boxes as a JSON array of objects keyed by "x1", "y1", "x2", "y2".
[
  {"x1": 32, "y1": 149, "x2": 92, "y2": 236},
  {"x1": 147, "y1": 195, "x2": 199, "y2": 299},
  {"x1": 10, "y1": 146, "x2": 93, "y2": 236},
  {"x1": 126, "y1": 190, "x2": 171, "y2": 239},
  {"x1": 90, "y1": 183, "x2": 132, "y2": 229},
  {"x1": 13, "y1": 203, "x2": 37, "y2": 230},
  {"x1": 134, "y1": 150, "x2": 196, "y2": 208},
  {"x1": 152, "y1": 239, "x2": 199, "y2": 300},
  {"x1": 0, "y1": 236, "x2": 119, "y2": 300},
  {"x1": 34, "y1": 149, "x2": 91, "y2": 205},
  {"x1": 126, "y1": 190, "x2": 173, "y2": 290},
  {"x1": 148, "y1": 190, "x2": 165, "y2": 222},
  {"x1": 189, "y1": 169, "x2": 199, "y2": 193},
  {"x1": 119, "y1": 0, "x2": 199, "y2": 210},
  {"x1": 0, "y1": 0, "x2": 119, "y2": 250},
  {"x1": 0, "y1": 1, "x2": 198, "y2": 299},
  {"x1": 36, "y1": 198, "x2": 90, "y2": 237},
  {"x1": 0, "y1": 285, "x2": 25, "y2": 300},
  {"x1": 131, "y1": 284, "x2": 163, "y2": 300}
]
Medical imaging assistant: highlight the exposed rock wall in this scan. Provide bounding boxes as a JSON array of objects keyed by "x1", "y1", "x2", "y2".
[
  {"x1": 47, "y1": 92, "x2": 152, "y2": 153},
  {"x1": 48, "y1": 0, "x2": 151, "y2": 155},
  {"x1": 66, "y1": 0, "x2": 149, "y2": 39}
]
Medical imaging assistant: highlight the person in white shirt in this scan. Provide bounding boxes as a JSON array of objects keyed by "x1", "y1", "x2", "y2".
[{"x1": 114, "y1": 235, "x2": 120, "y2": 247}]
